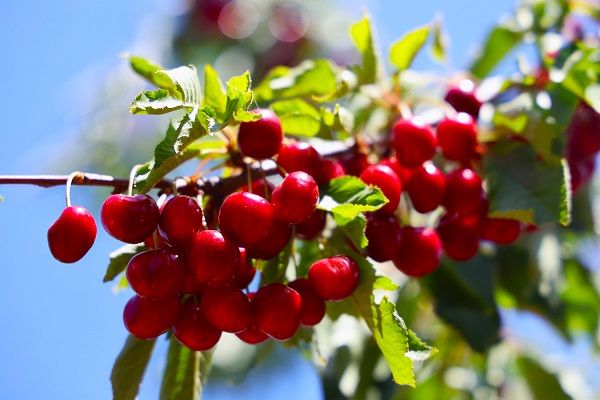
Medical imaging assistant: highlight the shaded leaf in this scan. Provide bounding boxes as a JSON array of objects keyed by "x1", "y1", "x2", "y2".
[
  {"x1": 104, "y1": 244, "x2": 146, "y2": 283},
  {"x1": 390, "y1": 25, "x2": 430, "y2": 71},
  {"x1": 256, "y1": 237, "x2": 293, "y2": 284},
  {"x1": 111, "y1": 335, "x2": 156, "y2": 400},
  {"x1": 517, "y1": 357, "x2": 570, "y2": 400},
  {"x1": 469, "y1": 26, "x2": 524, "y2": 78}
]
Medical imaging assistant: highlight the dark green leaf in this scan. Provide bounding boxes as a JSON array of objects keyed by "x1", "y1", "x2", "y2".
[
  {"x1": 332, "y1": 213, "x2": 368, "y2": 250},
  {"x1": 517, "y1": 357, "x2": 570, "y2": 400},
  {"x1": 390, "y1": 25, "x2": 430, "y2": 71},
  {"x1": 484, "y1": 141, "x2": 570, "y2": 226},
  {"x1": 129, "y1": 89, "x2": 186, "y2": 115},
  {"x1": 469, "y1": 26, "x2": 524, "y2": 78},
  {"x1": 350, "y1": 15, "x2": 381, "y2": 84},
  {"x1": 103, "y1": 244, "x2": 146, "y2": 283},
  {"x1": 160, "y1": 336, "x2": 213, "y2": 400},
  {"x1": 129, "y1": 56, "x2": 173, "y2": 89},
  {"x1": 111, "y1": 335, "x2": 156, "y2": 400}
]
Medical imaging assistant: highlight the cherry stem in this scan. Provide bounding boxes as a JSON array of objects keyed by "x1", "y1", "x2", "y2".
[
  {"x1": 65, "y1": 171, "x2": 84, "y2": 208},
  {"x1": 128, "y1": 164, "x2": 143, "y2": 196},
  {"x1": 246, "y1": 163, "x2": 253, "y2": 193},
  {"x1": 398, "y1": 102, "x2": 413, "y2": 120}
]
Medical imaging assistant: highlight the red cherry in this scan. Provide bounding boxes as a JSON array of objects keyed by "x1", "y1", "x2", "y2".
[
  {"x1": 359, "y1": 165, "x2": 402, "y2": 215},
  {"x1": 405, "y1": 163, "x2": 446, "y2": 214},
  {"x1": 232, "y1": 248, "x2": 257, "y2": 289},
  {"x1": 442, "y1": 169, "x2": 484, "y2": 217},
  {"x1": 123, "y1": 294, "x2": 181, "y2": 340},
  {"x1": 253, "y1": 283, "x2": 303, "y2": 341},
  {"x1": 319, "y1": 158, "x2": 346, "y2": 183},
  {"x1": 480, "y1": 218, "x2": 522, "y2": 244},
  {"x1": 186, "y1": 230, "x2": 240, "y2": 288},
  {"x1": 237, "y1": 109, "x2": 283, "y2": 160},
  {"x1": 218, "y1": 191, "x2": 274, "y2": 248},
  {"x1": 565, "y1": 101, "x2": 600, "y2": 160},
  {"x1": 393, "y1": 227, "x2": 442, "y2": 277},
  {"x1": 47, "y1": 206, "x2": 97, "y2": 263},
  {"x1": 241, "y1": 178, "x2": 276, "y2": 200},
  {"x1": 236, "y1": 324, "x2": 270, "y2": 345},
  {"x1": 277, "y1": 142, "x2": 324, "y2": 182},
  {"x1": 158, "y1": 195, "x2": 204, "y2": 249},
  {"x1": 436, "y1": 113, "x2": 478, "y2": 163},
  {"x1": 308, "y1": 255, "x2": 360, "y2": 301},
  {"x1": 126, "y1": 248, "x2": 186, "y2": 300},
  {"x1": 288, "y1": 278, "x2": 326, "y2": 326},
  {"x1": 365, "y1": 214, "x2": 402, "y2": 262},
  {"x1": 200, "y1": 285, "x2": 252, "y2": 333},
  {"x1": 173, "y1": 298, "x2": 222, "y2": 351},
  {"x1": 568, "y1": 156, "x2": 595, "y2": 193},
  {"x1": 444, "y1": 79, "x2": 482, "y2": 120},
  {"x1": 101, "y1": 194, "x2": 159, "y2": 244},
  {"x1": 246, "y1": 218, "x2": 293, "y2": 260},
  {"x1": 179, "y1": 268, "x2": 207, "y2": 295},
  {"x1": 338, "y1": 151, "x2": 371, "y2": 177},
  {"x1": 295, "y1": 209, "x2": 327, "y2": 240},
  {"x1": 380, "y1": 157, "x2": 416, "y2": 185},
  {"x1": 437, "y1": 215, "x2": 480, "y2": 261},
  {"x1": 391, "y1": 117, "x2": 437, "y2": 168},
  {"x1": 271, "y1": 171, "x2": 319, "y2": 224},
  {"x1": 143, "y1": 231, "x2": 169, "y2": 249}
]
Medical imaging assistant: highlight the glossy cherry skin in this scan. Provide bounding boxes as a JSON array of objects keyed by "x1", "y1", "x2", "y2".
[
  {"x1": 236, "y1": 324, "x2": 270, "y2": 345},
  {"x1": 158, "y1": 195, "x2": 204, "y2": 249},
  {"x1": 173, "y1": 298, "x2": 222, "y2": 351},
  {"x1": 218, "y1": 191, "x2": 274, "y2": 248},
  {"x1": 380, "y1": 157, "x2": 416, "y2": 185},
  {"x1": 405, "y1": 163, "x2": 446, "y2": 214},
  {"x1": 295, "y1": 209, "x2": 327, "y2": 240},
  {"x1": 442, "y1": 169, "x2": 484, "y2": 217},
  {"x1": 568, "y1": 156, "x2": 595, "y2": 193},
  {"x1": 123, "y1": 294, "x2": 181, "y2": 340},
  {"x1": 101, "y1": 194, "x2": 160, "y2": 244},
  {"x1": 232, "y1": 248, "x2": 257, "y2": 288},
  {"x1": 480, "y1": 218, "x2": 522, "y2": 244},
  {"x1": 186, "y1": 230, "x2": 240, "y2": 288},
  {"x1": 126, "y1": 248, "x2": 186, "y2": 300},
  {"x1": 359, "y1": 165, "x2": 402, "y2": 215},
  {"x1": 277, "y1": 142, "x2": 324, "y2": 182},
  {"x1": 253, "y1": 283, "x2": 303, "y2": 341},
  {"x1": 338, "y1": 151, "x2": 371, "y2": 177},
  {"x1": 179, "y1": 268, "x2": 207, "y2": 295},
  {"x1": 308, "y1": 255, "x2": 360, "y2": 301},
  {"x1": 319, "y1": 158, "x2": 346, "y2": 183},
  {"x1": 444, "y1": 79, "x2": 482, "y2": 120},
  {"x1": 201, "y1": 285, "x2": 252, "y2": 333},
  {"x1": 436, "y1": 113, "x2": 478, "y2": 164},
  {"x1": 237, "y1": 109, "x2": 283, "y2": 160},
  {"x1": 271, "y1": 171, "x2": 319, "y2": 224},
  {"x1": 288, "y1": 278, "x2": 326, "y2": 326},
  {"x1": 393, "y1": 227, "x2": 442, "y2": 277},
  {"x1": 246, "y1": 218, "x2": 293, "y2": 260},
  {"x1": 365, "y1": 214, "x2": 402, "y2": 262},
  {"x1": 47, "y1": 206, "x2": 97, "y2": 263},
  {"x1": 241, "y1": 178, "x2": 276, "y2": 200},
  {"x1": 391, "y1": 117, "x2": 437, "y2": 168},
  {"x1": 437, "y1": 214, "x2": 480, "y2": 261}
]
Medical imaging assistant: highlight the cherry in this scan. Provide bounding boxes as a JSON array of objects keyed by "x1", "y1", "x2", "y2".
[
  {"x1": 565, "y1": 101, "x2": 600, "y2": 160},
  {"x1": 126, "y1": 248, "x2": 186, "y2": 300},
  {"x1": 277, "y1": 142, "x2": 324, "y2": 182},
  {"x1": 186, "y1": 230, "x2": 240, "y2": 288},
  {"x1": 143, "y1": 231, "x2": 169, "y2": 249},
  {"x1": 444, "y1": 79, "x2": 482, "y2": 120},
  {"x1": 232, "y1": 248, "x2": 257, "y2": 288},
  {"x1": 218, "y1": 191, "x2": 274, "y2": 248},
  {"x1": 179, "y1": 268, "x2": 207, "y2": 295},
  {"x1": 436, "y1": 113, "x2": 478, "y2": 163},
  {"x1": 47, "y1": 206, "x2": 97, "y2": 263},
  {"x1": 308, "y1": 255, "x2": 359, "y2": 301},
  {"x1": 236, "y1": 324, "x2": 269, "y2": 345},
  {"x1": 442, "y1": 169, "x2": 484, "y2": 217},
  {"x1": 380, "y1": 157, "x2": 415, "y2": 185},
  {"x1": 359, "y1": 165, "x2": 402, "y2": 215},
  {"x1": 437, "y1": 214, "x2": 480, "y2": 261},
  {"x1": 173, "y1": 298, "x2": 222, "y2": 351},
  {"x1": 270, "y1": 171, "x2": 319, "y2": 224},
  {"x1": 319, "y1": 158, "x2": 346, "y2": 183},
  {"x1": 405, "y1": 163, "x2": 446, "y2": 214},
  {"x1": 480, "y1": 218, "x2": 522, "y2": 244},
  {"x1": 365, "y1": 214, "x2": 402, "y2": 262},
  {"x1": 393, "y1": 227, "x2": 442, "y2": 277},
  {"x1": 123, "y1": 294, "x2": 181, "y2": 340},
  {"x1": 237, "y1": 108, "x2": 283, "y2": 160},
  {"x1": 253, "y1": 283, "x2": 303, "y2": 341},
  {"x1": 288, "y1": 278, "x2": 326, "y2": 326},
  {"x1": 295, "y1": 209, "x2": 327, "y2": 240},
  {"x1": 246, "y1": 218, "x2": 292, "y2": 260},
  {"x1": 101, "y1": 194, "x2": 159, "y2": 244},
  {"x1": 391, "y1": 117, "x2": 437, "y2": 168},
  {"x1": 241, "y1": 178, "x2": 275, "y2": 200},
  {"x1": 338, "y1": 151, "x2": 371, "y2": 177},
  {"x1": 200, "y1": 285, "x2": 252, "y2": 333},
  {"x1": 568, "y1": 156, "x2": 595, "y2": 193},
  {"x1": 158, "y1": 195, "x2": 204, "y2": 249}
]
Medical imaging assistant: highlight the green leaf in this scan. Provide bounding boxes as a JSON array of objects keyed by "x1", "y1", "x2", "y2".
[
  {"x1": 256, "y1": 237, "x2": 293, "y2": 284},
  {"x1": 321, "y1": 105, "x2": 354, "y2": 137},
  {"x1": 390, "y1": 25, "x2": 430, "y2": 71},
  {"x1": 111, "y1": 335, "x2": 156, "y2": 400},
  {"x1": 129, "y1": 56, "x2": 174, "y2": 89},
  {"x1": 484, "y1": 141, "x2": 571, "y2": 226},
  {"x1": 254, "y1": 59, "x2": 339, "y2": 102},
  {"x1": 517, "y1": 357, "x2": 571, "y2": 400},
  {"x1": 430, "y1": 19, "x2": 447, "y2": 63},
  {"x1": 203, "y1": 64, "x2": 227, "y2": 118},
  {"x1": 421, "y1": 255, "x2": 500, "y2": 353},
  {"x1": 406, "y1": 328, "x2": 436, "y2": 360},
  {"x1": 560, "y1": 47, "x2": 600, "y2": 112},
  {"x1": 333, "y1": 213, "x2": 368, "y2": 250},
  {"x1": 469, "y1": 26, "x2": 524, "y2": 78},
  {"x1": 318, "y1": 176, "x2": 388, "y2": 219},
  {"x1": 129, "y1": 89, "x2": 187, "y2": 115},
  {"x1": 160, "y1": 336, "x2": 213, "y2": 400},
  {"x1": 103, "y1": 244, "x2": 146, "y2": 283},
  {"x1": 156, "y1": 65, "x2": 202, "y2": 105},
  {"x1": 222, "y1": 71, "x2": 253, "y2": 124},
  {"x1": 271, "y1": 99, "x2": 321, "y2": 137},
  {"x1": 350, "y1": 15, "x2": 381, "y2": 84},
  {"x1": 561, "y1": 259, "x2": 600, "y2": 334}
]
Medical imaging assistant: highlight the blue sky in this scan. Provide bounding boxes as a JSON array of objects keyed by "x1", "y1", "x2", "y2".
[{"x1": 0, "y1": 1, "x2": 544, "y2": 399}]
